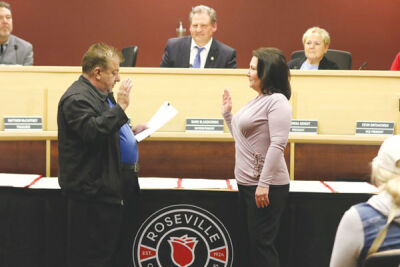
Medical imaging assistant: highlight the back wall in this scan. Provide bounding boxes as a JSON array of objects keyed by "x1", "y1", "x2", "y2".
[{"x1": 9, "y1": 0, "x2": 399, "y2": 69}]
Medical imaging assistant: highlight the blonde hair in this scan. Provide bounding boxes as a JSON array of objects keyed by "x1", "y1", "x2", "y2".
[
  {"x1": 367, "y1": 160, "x2": 400, "y2": 256},
  {"x1": 371, "y1": 160, "x2": 400, "y2": 207},
  {"x1": 302, "y1": 26, "x2": 331, "y2": 46}
]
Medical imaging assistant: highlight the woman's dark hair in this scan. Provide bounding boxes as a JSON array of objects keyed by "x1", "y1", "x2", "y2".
[{"x1": 253, "y1": 47, "x2": 291, "y2": 100}]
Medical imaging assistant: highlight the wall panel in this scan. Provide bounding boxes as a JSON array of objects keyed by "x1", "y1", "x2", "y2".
[{"x1": 9, "y1": 0, "x2": 400, "y2": 69}]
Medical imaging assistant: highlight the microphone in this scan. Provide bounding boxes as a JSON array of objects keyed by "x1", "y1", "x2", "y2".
[
  {"x1": 14, "y1": 44, "x2": 18, "y2": 64},
  {"x1": 358, "y1": 62, "x2": 368, "y2": 70},
  {"x1": 176, "y1": 20, "x2": 186, "y2": 38}
]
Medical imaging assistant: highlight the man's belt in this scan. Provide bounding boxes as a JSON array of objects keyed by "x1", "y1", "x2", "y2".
[{"x1": 121, "y1": 163, "x2": 140, "y2": 172}]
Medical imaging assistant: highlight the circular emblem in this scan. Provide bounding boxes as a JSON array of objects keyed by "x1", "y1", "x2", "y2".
[{"x1": 133, "y1": 204, "x2": 233, "y2": 267}]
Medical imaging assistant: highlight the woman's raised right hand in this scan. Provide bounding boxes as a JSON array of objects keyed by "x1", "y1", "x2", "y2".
[{"x1": 221, "y1": 89, "x2": 232, "y2": 113}]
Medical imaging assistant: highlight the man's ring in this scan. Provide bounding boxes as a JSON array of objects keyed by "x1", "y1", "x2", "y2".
[{"x1": 261, "y1": 198, "x2": 264, "y2": 201}]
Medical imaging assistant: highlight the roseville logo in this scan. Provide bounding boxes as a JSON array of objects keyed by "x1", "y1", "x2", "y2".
[
  {"x1": 133, "y1": 204, "x2": 233, "y2": 267},
  {"x1": 168, "y1": 235, "x2": 198, "y2": 267}
]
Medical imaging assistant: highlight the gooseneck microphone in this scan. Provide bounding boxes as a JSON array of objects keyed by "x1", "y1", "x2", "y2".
[
  {"x1": 14, "y1": 44, "x2": 18, "y2": 64},
  {"x1": 358, "y1": 62, "x2": 368, "y2": 70}
]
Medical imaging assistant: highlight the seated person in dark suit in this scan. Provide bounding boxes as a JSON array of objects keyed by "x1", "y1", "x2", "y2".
[
  {"x1": 160, "y1": 5, "x2": 236, "y2": 68},
  {"x1": 0, "y1": 1, "x2": 33, "y2": 65},
  {"x1": 390, "y1": 52, "x2": 400, "y2": 70},
  {"x1": 330, "y1": 135, "x2": 400, "y2": 267},
  {"x1": 288, "y1": 26, "x2": 338, "y2": 70}
]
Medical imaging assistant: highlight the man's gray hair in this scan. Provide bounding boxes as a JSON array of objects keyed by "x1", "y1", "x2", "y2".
[
  {"x1": 82, "y1": 43, "x2": 123, "y2": 75},
  {"x1": 189, "y1": 5, "x2": 217, "y2": 25},
  {"x1": 0, "y1": 1, "x2": 11, "y2": 11}
]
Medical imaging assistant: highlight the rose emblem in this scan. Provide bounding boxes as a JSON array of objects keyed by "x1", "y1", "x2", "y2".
[{"x1": 168, "y1": 235, "x2": 198, "y2": 267}]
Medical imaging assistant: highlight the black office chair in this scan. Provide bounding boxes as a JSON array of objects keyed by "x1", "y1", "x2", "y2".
[
  {"x1": 291, "y1": 49, "x2": 352, "y2": 70},
  {"x1": 120, "y1": 46, "x2": 138, "y2": 67},
  {"x1": 364, "y1": 249, "x2": 400, "y2": 267}
]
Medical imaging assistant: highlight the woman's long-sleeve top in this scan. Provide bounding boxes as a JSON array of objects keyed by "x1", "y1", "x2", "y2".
[{"x1": 223, "y1": 93, "x2": 292, "y2": 187}]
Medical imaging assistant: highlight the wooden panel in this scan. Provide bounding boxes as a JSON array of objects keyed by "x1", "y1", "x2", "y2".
[
  {"x1": 0, "y1": 139, "x2": 381, "y2": 181},
  {"x1": 138, "y1": 141, "x2": 291, "y2": 179},
  {"x1": 138, "y1": 141, "x2": 236, "y2": 179},
  {"x1": 0, "y1": 141, "x2": 46, "y2": 175},
  {"x1": 290, "y1": 73, "x2": 400, "y2": 135},
  {"x1": 294, "y1": 144, "x2": 379, "y2": 181},
  {"x1": 0, "y1": 139, "x2": 290, "y2": 179},
  {"x1": 0, "y1": 67, "x2": 399, "y2": 134},
  {"x1": 50, "y1": 141, "x2": 59, "y2": 177},
  {"x1": 0, "y1": 88, "x2": 45, "y2": 130},
  {"x1": 49, "y1": 141, "x2": 290, "y2": 179}
]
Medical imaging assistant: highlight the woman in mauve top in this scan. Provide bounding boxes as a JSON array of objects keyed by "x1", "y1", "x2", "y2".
[{"x1": 222, "y1": 47, "x2": 292, "y2": 267}]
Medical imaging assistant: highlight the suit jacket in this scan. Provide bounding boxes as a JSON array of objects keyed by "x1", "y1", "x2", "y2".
[
  {"x1": 288, "y1": 56, "x2": 338, "y2": 70},
  {"x1": 0, "y1": 34, "x2": 33, "y2": 65},
  {"x1": 160, "y1": 36, "x2": 236, "y2": 68}
]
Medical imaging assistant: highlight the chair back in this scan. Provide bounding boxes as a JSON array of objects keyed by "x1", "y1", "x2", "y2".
[
  {"x1": 364, "y1": 249, "x2": 400, "y2": 267},
  {"x1": 120, "y1": 46, "x2": 138, "y2": 67},
  {"x1": 290, "y1": 49, "x2": 352, "y2": 70}
]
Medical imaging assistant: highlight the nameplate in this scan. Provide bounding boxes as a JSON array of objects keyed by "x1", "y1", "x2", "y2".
[
  {"x1": 4, "y1": 116, "x2": 43, "y2": 131},
  {"x1": 290, "y1": 120, "x2": 318, "y2": 134},
  {"x1": 355, "y1": 121, "x2": 394, "y2": 135},
  {"x1": 186, "y1": 118, "x2": 224, "y2": 133}
]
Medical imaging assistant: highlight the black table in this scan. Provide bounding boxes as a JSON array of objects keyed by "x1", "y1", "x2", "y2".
[{"x1": 0, "y1": 182, "x2": 372, "y2": 267}]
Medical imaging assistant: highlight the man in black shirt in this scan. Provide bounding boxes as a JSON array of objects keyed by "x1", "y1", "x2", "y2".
[{"x1": 58, "y1": 43, "x2": 146, "y2": 267}]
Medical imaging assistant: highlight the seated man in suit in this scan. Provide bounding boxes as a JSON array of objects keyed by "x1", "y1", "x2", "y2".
[
  {"x1": 0, "y1": 1, "x2": 33, "y2": 65},
  {"x1": 160, "y1": 5, "x2": 236, "y2": 68}
]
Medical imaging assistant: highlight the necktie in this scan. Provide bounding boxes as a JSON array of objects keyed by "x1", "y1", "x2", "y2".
[
  {"x1": 107, "y1": 92, "x2": 116, "y2": 105},
  {"x1": 0, "y1": 44, "x2": 3, "y2": 55},
  {"x1": 193, "y1": 46, "x2": 205, "y2": 68}
]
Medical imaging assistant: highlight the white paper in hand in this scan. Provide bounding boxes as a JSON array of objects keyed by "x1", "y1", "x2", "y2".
[{"x1": 135, "y1": 101, "x2": 178, "y2": 142}]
